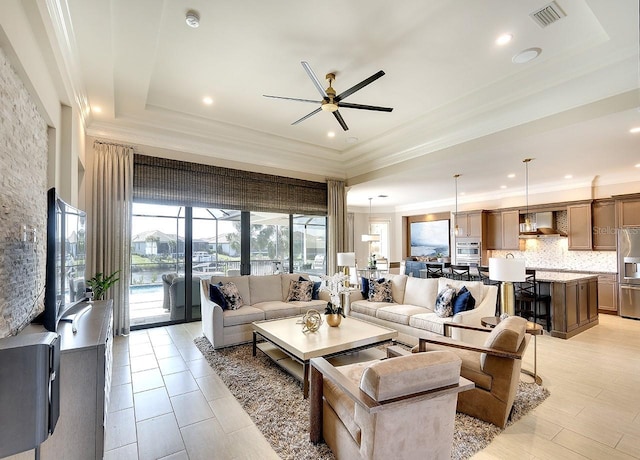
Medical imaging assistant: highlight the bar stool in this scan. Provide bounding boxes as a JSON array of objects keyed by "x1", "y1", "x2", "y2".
[
  {"x1": 425, "y1": 263, "x2": 444, "y2": 278},
  {"x1": 514, "y1": 269, "x2": 552, "y2": 331},
  {"x1": 449, "y1": 264, "x2": 471, "y2": 281},
  {"x1": 478, "y1": 266, "x2": 501, "y2": 316}
]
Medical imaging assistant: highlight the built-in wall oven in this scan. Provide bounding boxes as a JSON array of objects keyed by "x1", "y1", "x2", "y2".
[
  {"x1": 618, "y1": 227, "x2": 640, "y2": 319},
  {"x1": 455, "y1": 240, "x2": 481, "y2": 265}
]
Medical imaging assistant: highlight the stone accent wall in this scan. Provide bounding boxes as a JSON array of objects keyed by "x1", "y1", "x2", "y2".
[{"x1": 0, "y1": 46, "x2": 48, "y2": 337}]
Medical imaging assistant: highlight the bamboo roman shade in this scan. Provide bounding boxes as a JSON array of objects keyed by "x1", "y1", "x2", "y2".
[{"x1": 133, "y1": 154, "x2": 328, "y2": 214}]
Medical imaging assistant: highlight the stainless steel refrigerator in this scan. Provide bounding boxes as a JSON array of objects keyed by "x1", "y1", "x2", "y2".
[{"x1": 618, "y1": 227, "x2": 640, "y2": 319}]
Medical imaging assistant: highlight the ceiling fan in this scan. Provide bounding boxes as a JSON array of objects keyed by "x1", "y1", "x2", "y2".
[{"x1": 263, "y1": 61, "x2": 393, "y2": 131}]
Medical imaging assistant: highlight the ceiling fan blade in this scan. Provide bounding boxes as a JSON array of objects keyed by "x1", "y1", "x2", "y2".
[
  {"x1": 263, "y1": 95, "x2": 320, "y2": 104},
  {"x1": 301, "y1": 61, "x2": 328, "y2": 99},
  {"x1": 333, "y1": 110, "x2": 349, "y2": 131},
  {"x1": 292, "y1": 107, "x2": 322, "y2": 125},
  {"x1": 335, "y1": 70, "x2": 385, "y2": 101},
  {"x1": 338, "y1": 102, "x2": 393, "y2": 112}
]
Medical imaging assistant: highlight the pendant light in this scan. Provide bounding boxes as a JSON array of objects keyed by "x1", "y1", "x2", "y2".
[
  {"x1": 453, "y1": 174, "x2": 460, "y2": 236},
  {"x1": 523, "y1": 158, "x2": 532, "y2": 232},
  {"x1": 361, "y1": 197, "x2": 380, "y2": 242}
]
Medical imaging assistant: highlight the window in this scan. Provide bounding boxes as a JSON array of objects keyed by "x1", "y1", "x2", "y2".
[
  {"x1": 293, "y1": 215, "x2": 327, "y2": 276},
  {"x1": 369, "y1": 220, "x2": 390, "y2": 260},
  {"x1": 130, "y1": 204, "x2": 327, "y2": 328},
  {"x1": 249, "y1": 212, "x2": 290, "y2": 275}
]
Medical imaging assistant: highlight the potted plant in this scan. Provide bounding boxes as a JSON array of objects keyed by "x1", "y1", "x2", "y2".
[
  {"x1": 86, "y1": 270, "x2": 120, "y2": 300},
  {"x1": 321, "y1": 272, "x2": 348, "y2": 326}
]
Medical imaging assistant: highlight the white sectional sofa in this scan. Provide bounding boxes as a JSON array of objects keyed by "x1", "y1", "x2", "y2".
[
  {"x1": 349, "y1": 274, "x2": 498, "y2": 345},
  {"x1": 200, "y1": 273, "x2": 329, "y2": 349},
  {"x1": 200, "y1": 272, "x2": 498, "y2": 350}
]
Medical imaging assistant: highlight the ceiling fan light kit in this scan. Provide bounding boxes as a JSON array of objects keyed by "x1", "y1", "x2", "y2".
[{"x1": 263, "y1": 61, "x2": 393, "y2": 131}]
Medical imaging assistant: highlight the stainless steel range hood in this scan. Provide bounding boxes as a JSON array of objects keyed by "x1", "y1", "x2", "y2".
[{"x1": 519, "y1": 211, "x2": 567, "y2": 238}]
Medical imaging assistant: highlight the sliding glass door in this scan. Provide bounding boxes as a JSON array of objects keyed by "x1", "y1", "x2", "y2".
[
  {"x1": 249, "y1": 212, "x2": 290, "y2": 275},
  {"x1": 293, "y1": 215, "x2": 327, "y2": 276},
  {"x1": 130, "y1": 204, "x2": 185, "y2": 327},
  {"x1": 130, "y1": 204, "x2": 326, "y2": 329}
]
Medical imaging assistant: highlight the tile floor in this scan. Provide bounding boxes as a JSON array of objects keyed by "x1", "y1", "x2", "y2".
[
  {"x1": 104, "y1": 314, "x2": 640, "y2": 460},
  {"x1": 105, "y1": 322, "x2": 278, "y2": 460}
]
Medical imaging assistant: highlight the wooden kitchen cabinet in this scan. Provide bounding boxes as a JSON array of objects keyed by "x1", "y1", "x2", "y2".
[
  {"x1": 564, "y1": 280, "x2": 579, "y2": 332},
  {"x1": 592, "y1": 200, "x2": 616, "y2": 250},
  {"x1": 550, "y1": 276, "x2": 598, "y2": 339},
  {"x1": 485, "y1": 211, "x2": 502, "y2": 249},
  {"x1": 587, "y1": 278, "x2": 598, "y2": 322},
  {"x1": 618, "y1": 198, "x2": 640, "y2": 227},
  {"x1": 502, "y1": 210, "x2": 520, "y2": 250},
  {"x1": 485, "y1": 210, "x2": 519, "y2": 250},
  {"x1": 454, "y1": 211, "x2": 484, "y2": 238},
  {"x1": 598, "y1": 274, "x2": 618, "y2": 314},
  {"x1": 567, "y1": 203, "x2": 593, "y2": 250}
]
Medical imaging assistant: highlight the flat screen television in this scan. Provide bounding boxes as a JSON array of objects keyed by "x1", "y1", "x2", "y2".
[{"x1": 39, "y1": 188, "x2": 87, "y2": 332}]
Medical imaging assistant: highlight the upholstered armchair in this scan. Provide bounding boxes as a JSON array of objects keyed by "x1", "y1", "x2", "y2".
[
  {"x1": 416, "y1": 315, "x2": 530, "y2": 428},
  {"x1": 309, "y1": 351, "x2": 473, "y2": 460},
  {"x1": 163, "y1": 274, "x2": 202, "y2": 320}
]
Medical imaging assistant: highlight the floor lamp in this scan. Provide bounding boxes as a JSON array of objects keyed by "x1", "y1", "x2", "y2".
[
  {"x1": 489, "y1": 257, "x2": 526, "y2": 316},
  {"x1": 337, "y1": 252, "x2": 356, "y2": 287}
]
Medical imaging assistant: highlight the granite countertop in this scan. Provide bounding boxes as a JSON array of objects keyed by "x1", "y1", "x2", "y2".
[
  {"x1": 528, "y1": 267, "x2": 617, "y2": 275},
  {"x1": 534, "y1": 271, "x2": 600, "y2": 282}
]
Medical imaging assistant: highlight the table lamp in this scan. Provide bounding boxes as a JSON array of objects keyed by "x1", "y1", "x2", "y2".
[
  {"x1": 337, "y1": 252, "x2": 356, "y2": 287},
  {"x1": 489, "y1": 257, "x2": 526, "y2": 316}
]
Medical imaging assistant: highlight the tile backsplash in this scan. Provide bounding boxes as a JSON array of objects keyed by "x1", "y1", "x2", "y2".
[{"x1": 490, "y1": 238, "x2": 617, "y2": 273}]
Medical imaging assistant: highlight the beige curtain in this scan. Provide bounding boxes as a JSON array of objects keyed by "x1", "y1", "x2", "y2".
[
  {"x1": 89, "y1": 141, "x2": 133, "y2": 335},
  {"x1": 327, "y1": 179, "x2": 348, "y2": 274}
]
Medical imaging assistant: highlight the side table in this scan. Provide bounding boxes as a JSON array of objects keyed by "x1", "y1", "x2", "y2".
[
  {"x1": 481, "y1": 316, "x2": 543, "y2": 385},
  {"x1": 340, "y1": 287, "x2": 361, "y2": 315}
]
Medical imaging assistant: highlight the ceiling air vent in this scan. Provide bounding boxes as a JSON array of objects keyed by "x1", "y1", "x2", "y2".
[{"x1": 530, "y1": 1, "x2": 567, "y2": 28}]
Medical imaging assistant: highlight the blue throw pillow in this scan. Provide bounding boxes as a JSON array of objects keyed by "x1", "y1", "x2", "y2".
[
  {"x1": 452, "y1": 286, "x2": 476, "y2": 315},
  {"x1": 209, "y1": 283, "x2": 228, "y2": 310},
  {"x1": 360, "y1": 277, "x2": 370, "y2": 298}
]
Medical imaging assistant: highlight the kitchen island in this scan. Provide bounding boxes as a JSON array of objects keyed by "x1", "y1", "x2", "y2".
[{"x1": 536, "y1": 271, "x2": 599, "y2": 339}]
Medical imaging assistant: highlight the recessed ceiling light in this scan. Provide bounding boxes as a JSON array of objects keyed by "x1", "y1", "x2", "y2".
[
  {"x1": 635, "y1": 163, "x2": 640, "y2": 168},
  {"x1": 327, "y1": 131, "x2": 335, "y2": 138},
  {"x1": 630, "y1": 127, "x2": 640, "y2": 133},
  {"x1": 202, "y1": 96, "x2": 213, "y2": 105},
  {"x1": 500, "y1": 185, "x2": 507, "y2": 189},
  {"x1": 564, "y1": 174, "x2": 573, "y2": 179},
  {"x1": 186, "y1": 10, "x2": 200, "y2": 28},
  {"x1": 496, "y1": 34, "x2": 513, "y2": 46},
  {"x1": 507, "y1": 173, "x2": 516, "y2": 178},
  {"x1": 512, "y1": 47, "x2": 542, "y2": 64},
  {"x1": 92, "y1": 106, "x2": 102, "y2": 113}
]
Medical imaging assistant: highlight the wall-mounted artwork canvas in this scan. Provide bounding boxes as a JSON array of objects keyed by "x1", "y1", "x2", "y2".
[{"x1": 410, "y1": 220, "x2": 450, "y2": 257}]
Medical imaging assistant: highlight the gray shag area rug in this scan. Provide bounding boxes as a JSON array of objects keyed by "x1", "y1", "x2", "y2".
[{"x1": 194, "y1": 337, "x2": 549, "y2": 460}]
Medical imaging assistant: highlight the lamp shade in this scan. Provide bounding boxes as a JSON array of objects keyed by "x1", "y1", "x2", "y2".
[
  {"x1": 489, "y1": 258, "x2": 526, "y2": 282},
  {"x1": 361, "y1": 234, "x2": 380, "y2": 242},
  {"x1": 337, "y1": 252, "x2": 356, "y2": 267}
]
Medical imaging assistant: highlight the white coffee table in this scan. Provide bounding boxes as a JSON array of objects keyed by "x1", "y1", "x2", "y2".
[{"x1": 252, "y1": 315, "x2": 398, "y2": 398}]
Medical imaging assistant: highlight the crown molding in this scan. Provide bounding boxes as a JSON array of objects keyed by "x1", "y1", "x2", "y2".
[
  {"x1": 86, "y1": 119, "x2": 349, "y2": 179},
  {"x1": 42, "y1": 0, "x2": 91, "y2": 126}
]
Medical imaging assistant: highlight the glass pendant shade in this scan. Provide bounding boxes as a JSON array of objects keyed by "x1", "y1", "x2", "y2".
[{"x1": 361, "y1": 197, "x2": 380, "y2": 242}]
